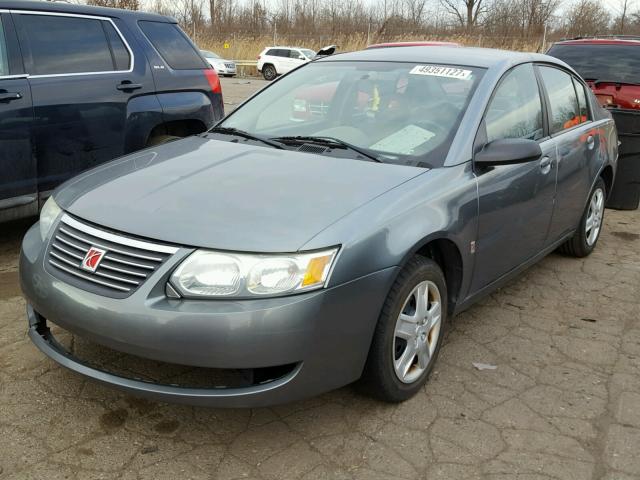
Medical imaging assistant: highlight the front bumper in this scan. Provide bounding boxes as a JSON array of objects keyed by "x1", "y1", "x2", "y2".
[{"x1": 20, "y1": 222, "x2": 396, "y2": 407}]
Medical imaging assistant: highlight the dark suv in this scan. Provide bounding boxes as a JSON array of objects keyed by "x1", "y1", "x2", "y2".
[{"x1": 0, "y1": 1, "x2": 224, "y2": 222}]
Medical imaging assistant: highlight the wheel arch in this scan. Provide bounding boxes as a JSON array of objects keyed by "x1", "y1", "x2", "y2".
[
  {"x1": 396, "y1": 235, "x2": 465, "y2": 315},
  {"x1": 600, "y1": 164, "x2": 614, "y2": 198},
  {"x1": 146, "y1": 119, "x2": 208, "y2": 146}
]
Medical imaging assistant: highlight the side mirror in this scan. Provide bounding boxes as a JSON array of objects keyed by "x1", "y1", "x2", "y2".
[{"x1": 475, "y1": 138, "x2": 542, "y2": 167}]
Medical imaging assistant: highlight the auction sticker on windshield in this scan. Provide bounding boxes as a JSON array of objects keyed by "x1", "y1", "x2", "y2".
[{"x1": 410, "y1": 65, "x2": 472, "y2": 80}]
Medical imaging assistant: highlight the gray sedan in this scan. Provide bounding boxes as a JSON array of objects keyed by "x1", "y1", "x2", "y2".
[{"x1": 20, "y1": 47, "x2": 618, "y2": 407}]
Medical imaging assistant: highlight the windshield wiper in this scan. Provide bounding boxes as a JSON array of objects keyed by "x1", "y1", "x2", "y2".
[
  {"x1": 271, "y1": 135, "x2": 382, "y2": 162},
  {"x1": 208, "y1": 127, "x2": 283, "y2": 149}
]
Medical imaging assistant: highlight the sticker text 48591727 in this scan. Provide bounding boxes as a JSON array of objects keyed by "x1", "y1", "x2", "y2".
[{"x1": 410, "y1": 65, "x2": 472, "y2": 80}]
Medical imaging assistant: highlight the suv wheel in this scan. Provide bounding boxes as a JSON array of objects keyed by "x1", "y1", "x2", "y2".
[
  {"x1": 262, "y1": 64, "x2": 277, "y2": 81},
  {"x1": 558, "y1": 177, "x2": 606, "y2": 257},
  {"x1": 360, "y1": 256, "x2": 447, "y2": 402}
]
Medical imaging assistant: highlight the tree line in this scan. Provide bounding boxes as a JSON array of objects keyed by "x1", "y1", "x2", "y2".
[{"x1": 87, "y1": 0, "x2": 640, "y2": 46}]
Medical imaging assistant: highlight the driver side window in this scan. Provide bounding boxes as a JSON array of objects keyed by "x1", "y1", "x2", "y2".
[{"x1": 485, "y1": 64, "x2": 544, "y2": 143}]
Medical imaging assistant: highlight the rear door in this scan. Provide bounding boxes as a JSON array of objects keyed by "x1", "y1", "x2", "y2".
[
  {"x1": 13, "y1": 11, "x2": 148, "y2": 195},
  {"x1": 0, "y1": 13, "x2": 35, "y2": 213},
  {"x1": 471, "y1": 63, "x2": 557, "y2": 291},
  {"x1": 537, "y1": 65, "x2": 595, "y2": 240}
]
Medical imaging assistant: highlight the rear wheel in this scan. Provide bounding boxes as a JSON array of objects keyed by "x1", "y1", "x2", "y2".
[
  {"x1": 558, "y1": 177, "x2": 606, "y2": 257},
  {"x1": 360, "y1": 256, "x2": 447, "y2": 402},
  {"x1": 262, "y1": 64, "x2": 277, "y2": 81}
]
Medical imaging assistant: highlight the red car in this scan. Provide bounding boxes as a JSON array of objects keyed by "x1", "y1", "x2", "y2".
[{"x1": 547, "y1": 37, "x2": 640, "y2": 110}]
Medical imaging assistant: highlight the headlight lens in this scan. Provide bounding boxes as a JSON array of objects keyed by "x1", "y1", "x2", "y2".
[
  {"x1": 170, "y1": 248, "x2": 339, "y2": 298},
  {"x1": 39, "y1": 197, "x2": 62, "y2": 241}
]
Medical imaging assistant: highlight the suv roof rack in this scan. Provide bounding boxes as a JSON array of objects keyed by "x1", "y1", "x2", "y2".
[{"x1": 561, "y1": 34, "x2": 640, "y2": 41}]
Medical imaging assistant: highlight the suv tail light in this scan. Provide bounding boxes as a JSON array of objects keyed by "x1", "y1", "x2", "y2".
[{"x1": 204, "y1": 69, "x2": 221, "y2": 94}]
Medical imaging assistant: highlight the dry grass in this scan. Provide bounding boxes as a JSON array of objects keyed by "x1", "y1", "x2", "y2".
[
  {"x1": 197, "y1": 33, "x2": 543, "y2": 76},
  {"x1": 198, "y1": 33, "x2": 542, "y2": 59}
]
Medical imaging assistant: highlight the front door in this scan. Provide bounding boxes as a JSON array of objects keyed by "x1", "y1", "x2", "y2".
[
  {"x1": 12, "y1": 11, "x2": 149, "y2": 195},
  {"x1": 0, "y1": 13, "x2": 35, "y2": 213},
  {"x1": 471, "y1": 63, "x2": 557, "y2": 292}
]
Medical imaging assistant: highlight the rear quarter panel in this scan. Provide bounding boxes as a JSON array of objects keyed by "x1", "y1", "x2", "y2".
[{"x1": 120, "y1": 16, "x2": 224, "y2": 125}]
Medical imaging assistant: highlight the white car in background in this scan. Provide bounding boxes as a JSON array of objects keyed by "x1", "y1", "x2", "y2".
[
  {"x1": 200, "y1": 50, "x2": 237, "y2": 77},
  {"x1": 257, "y1": 46, "x2": 316, "y2": 80}
]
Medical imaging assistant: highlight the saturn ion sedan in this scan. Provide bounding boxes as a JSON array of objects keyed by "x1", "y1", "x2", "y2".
[{"x1": 20, "y1": 47, "x2": 617, "y2": 407}]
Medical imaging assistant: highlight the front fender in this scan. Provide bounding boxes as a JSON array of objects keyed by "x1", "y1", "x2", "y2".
[{"x1": 301, "y1": 163, "x2": 478, "y2": 302}]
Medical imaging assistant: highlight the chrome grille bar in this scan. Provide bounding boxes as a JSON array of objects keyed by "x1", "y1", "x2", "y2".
[{"x1": 46, "y1": 214, "x2": 178, "y2": 298}]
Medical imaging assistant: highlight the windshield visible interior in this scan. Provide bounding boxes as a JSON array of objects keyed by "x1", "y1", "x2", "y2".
[
  {"x1": 547, "y1": 44, "x2": 640, "y2": 84},
  {"x1": 220, "y1": 61, "x2": 484, "y2": 167}
]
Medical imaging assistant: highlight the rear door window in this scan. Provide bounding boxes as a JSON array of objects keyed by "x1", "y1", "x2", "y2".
[
  {"x1": 573, "y1": 77, "x2": 590, "y2": 123},
  {"x1": 0, "y1": 18, "x2": 8, "y2": 76},
  {"x1": 539, "y1": 66, "x2": 581, "y2": 133},
  {"x1": 138, "y1": 21, "x2": 206, "y2": 70},
  {"x1": 16, "y1": 14, "x2": 115, "y2": 75},
  {"x1": 103, "y1": 21, "x2": 130, "y2": 71}
]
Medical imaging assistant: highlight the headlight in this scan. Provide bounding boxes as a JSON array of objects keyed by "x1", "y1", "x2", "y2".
[
  {"x1": 39, "y1": 197, "x2": 62, "y2": 241},
  {"x1": 170, "y1": 248, "x2": 339, "y2": 298}
]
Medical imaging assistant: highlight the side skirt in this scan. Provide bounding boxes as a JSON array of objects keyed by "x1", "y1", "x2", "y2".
[{"x1": 452, "y1": 231, "x2": 575, "y2": 316}]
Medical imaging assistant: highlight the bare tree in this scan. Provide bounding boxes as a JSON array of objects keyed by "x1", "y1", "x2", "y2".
[
  {"x1": 612, "y1": 0, "x2": 637, "y2": 33},
  {"x1": 440, "y1": 0, "x2": 488, "y2": 30},
  {"x1": 563, "y1": 0, "x2": 611, "y2": 37}
]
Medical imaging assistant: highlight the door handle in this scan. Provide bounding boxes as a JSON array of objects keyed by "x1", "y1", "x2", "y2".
[
  {"x1": 540, "y1": 156, "x2": 552, "y2": 174},
  {"x1": 0, "y1": 92, "x2": 22, "y2": 102},
  {"x1": 116, "y1": 82, "x2": 143, "y2": 91},
  {"x1": 586, "y1": 135, "x2": 595, "y2": 150}
]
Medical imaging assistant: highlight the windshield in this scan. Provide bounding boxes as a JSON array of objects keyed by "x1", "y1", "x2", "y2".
[
  {"x1": 548, "y1": 44, "x2": 640, "y2": 84},
  {"x1": 301, "y1": 49, "x2": 316, "y2": 59},
  {"x1": 220, "y1": 61, "x2": 484, "y2": 167},
  {"x1": 202, "y1": 50, "x2": 220, "y2": 59}
]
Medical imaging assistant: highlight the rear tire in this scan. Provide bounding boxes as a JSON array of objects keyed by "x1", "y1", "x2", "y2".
[
  {"x1": 359, "y1": 256, "x2": 447, "y2": 403},
  {"x1": 558, "y1": 177, "x2": 606, "y2": 257},
  {"x1": 262, "y1": 64, "x2": 277, "y2": 81}
]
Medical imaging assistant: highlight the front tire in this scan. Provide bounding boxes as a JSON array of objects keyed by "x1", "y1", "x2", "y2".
[
  {"x1": 558, "y1": 177, "x2": 606, "y2": 257},
  {"x1": 262, "y1": 64, "x2": 277, "y2": 81},
  {"x1": 360, "y1": 256, "x2": 447, "y2": 402}
]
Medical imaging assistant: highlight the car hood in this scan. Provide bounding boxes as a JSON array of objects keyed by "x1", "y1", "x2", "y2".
[{"x1": 56, "y1": 136, "x2": 425, "y2": 252}]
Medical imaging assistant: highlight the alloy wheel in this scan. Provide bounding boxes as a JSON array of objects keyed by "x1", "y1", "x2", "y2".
[
  {"x1": 585, "y1": 188, "x2": 605, "y2": 246},
  {"x1": 393, "y1": 280, "x2": 442, "y2": 384}
]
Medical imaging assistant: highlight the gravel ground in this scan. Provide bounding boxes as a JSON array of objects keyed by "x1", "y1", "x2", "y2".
[{"x1": 1, "y1": 78, "x2": 639, "y2": 479}]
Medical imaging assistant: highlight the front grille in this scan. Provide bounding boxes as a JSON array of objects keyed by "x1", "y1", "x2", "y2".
[{"x1": 45, "y1": 215, "x2": 178, "y2": 298}]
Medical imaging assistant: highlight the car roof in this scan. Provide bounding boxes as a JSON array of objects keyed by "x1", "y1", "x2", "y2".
[
  {"x1": 318, "y1": 46, "x2": 559, "y2": 70},
  {"x1": 551, "y1": 36, "x2": 640, "y2": 46},
  {"x1": 0, "y1": 0, "x2": 170, "y2": 22},
  {"x1": 366, "y1": 41, "x2": 460, "y2": 49}
]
